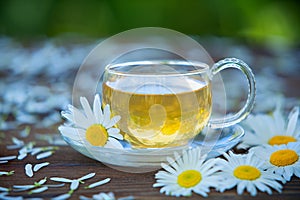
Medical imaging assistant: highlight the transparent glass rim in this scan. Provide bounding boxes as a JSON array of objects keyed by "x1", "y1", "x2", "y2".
[{"x1": 105, "y1": 60, "x2": 210, "y2": 77}]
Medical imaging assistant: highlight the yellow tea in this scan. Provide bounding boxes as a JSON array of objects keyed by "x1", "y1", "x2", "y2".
[{"x1": 102, "y1": 77, "x2": 212, "y2": 148}]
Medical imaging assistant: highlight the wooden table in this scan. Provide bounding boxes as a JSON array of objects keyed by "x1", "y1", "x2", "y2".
[
  {"x1": 1, "y1": 126, "x2": 299, "y2": 200},
  {"x1": 1, "y1": 38, "x2": 300, "y2": 199}
]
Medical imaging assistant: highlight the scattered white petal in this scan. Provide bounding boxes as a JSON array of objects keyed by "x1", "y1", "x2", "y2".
[
  {"x1": 0, "y1": 171, "x2": 14, "y2": 176},
  {"x1": 37, "y1": 177, "x2": 47, "y2": 185},
  {"x1": 50, "y1": 177, "x2": 73, "y2": 183},
  {"x1": 0, "y1": 192, "x2": 23, "y2": 200},
  {"x1": 6, "y1": 144, "x2": 22, "y2": 150},
  {"x1": 33, "y1": 162, "x2": 50, "y2": 172},
  {"x1": 0, "y1": 161, "x2": 8, "y2": 164},
  {"x1": 30, "y1": 147, "x2": 43, "y2": 155},
  {"x1": 36, "y1": 151, "x2": 53, "y2": 160},
  {"x1": 51, "y1": 193, "x2": 71, "y2": 200},
  {"x1": 118, "y1": 196, "x2": 135, "y2": 200},
  {"x1": 18, "y1": 153, "x2": 27, "y2": 160},
  {"x1": 28, "y1": 186, "x2": 48, "y2": 194},
  {"x1": 93, "y1": 192, "x2": 115, "y2": 200},
  {"x1": 78, "y1": 173, "x2": 96, "y2": 181},
  {"x1": 79, "y1": 196, "x2": 91, "y2": 200},
  {"x1": 25, "y1": 198, "x2": 44, "y2": 200},
  {"x1": 0, "y1": 186, "x2": 10, "y2": 192},
  {"x1": 25, "y1": 164, "x2": 33, "y2": 177},
  {"x1": 85, "y1": 178, "x2": 111, "y2": 189},
  {"x1": 0, "y1": 156, "x2": 16, "y2": 161},
  {"x1": 13, "y1": 185, "x2": 35, "y2": 191},
  {"x1": 70, "y1": 180, "x2": 80, "y2": 191},
  {"x1": 44, "y1": 183, "x2": 65, "y2": 188}
]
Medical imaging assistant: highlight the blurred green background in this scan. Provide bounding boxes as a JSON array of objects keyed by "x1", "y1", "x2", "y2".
[{"x1": 0, "y1": 0, "x2": 299, "y2": 47}]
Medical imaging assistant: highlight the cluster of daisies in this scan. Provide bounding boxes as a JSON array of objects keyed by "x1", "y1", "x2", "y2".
[
  {"x1": 59, "y1": 93, "x2": 299, "y2": 197},
  {"x1": 154, "y1": 102, "x2": 300, "y2": 197}
]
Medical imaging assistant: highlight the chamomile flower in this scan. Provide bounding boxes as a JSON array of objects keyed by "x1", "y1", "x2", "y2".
[
  {"x1": 238, "y1": 103, "x2": 299, "y2": 149},
  {"x1": 216, "y1": 151, "x2": 283, "y2": 196},
  {"x1": 153, "y1": 147, "x2": 220, "y2": 197},
  {"x1": 59, "y1": 94, "x2": 123, "y2": 149},
  {"x1": 250, "y1": 142, "x2": 300, "y2": 181}
]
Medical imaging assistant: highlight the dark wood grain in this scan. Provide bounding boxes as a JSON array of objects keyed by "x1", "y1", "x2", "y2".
[{"x1": 0, "y1": 127, "x2": 299, "y2": 200}]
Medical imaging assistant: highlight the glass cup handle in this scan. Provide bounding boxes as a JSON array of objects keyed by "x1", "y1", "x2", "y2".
[{"x1": 208, "y1": 58, "x2": 256, "y2": 129}]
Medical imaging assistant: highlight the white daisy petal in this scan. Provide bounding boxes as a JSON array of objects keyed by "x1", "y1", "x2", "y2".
[
  {"x1": 161, "y1": 163, "x2": 177, "y2": 175},
  {"x1": 105, "y1": 115, "x2": 121, "y2": 129},
  {"x1": 80, "y1": 97, "x2": 96, "y2": 124},
  {"x1": 68, "y1": 105, "x2": 91, "y2": 128},
  {"x1": 58, "y1": 126, "x2": 82, "y2": 141},
  {"x1": 286, "y1": 107, "x2": 299, "y2": 136},
  {"x1": 102, "y1": 105, "x2": 111, "y2": 127},
  {"x1": 273, "y1": 102, "x2": 285, "y2": 134},
  {"x1": 237, "y1": 182, "x2": 246, "y2": 195},
  {"x1": 107, "y1": 128, "x2": 122, "y2": 140},
  {"x1": 93, "y1": 94, "x2": 103, "y2": 124},
  {"x1": 61, "y1": 110, "x2": 74, "y2": 122},
  {"x1": 105, "y1": 138, "x2": 123, "y2": 149}
]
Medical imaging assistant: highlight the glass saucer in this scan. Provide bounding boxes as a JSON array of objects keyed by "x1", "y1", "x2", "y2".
[{"x1": 61, "y1": 125, "x2": 244, "y2": 173}]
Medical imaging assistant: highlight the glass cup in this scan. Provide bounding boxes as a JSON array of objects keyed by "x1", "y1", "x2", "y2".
[{"x1": 102, "y1": 58, "x2": 255, "y2": 148}]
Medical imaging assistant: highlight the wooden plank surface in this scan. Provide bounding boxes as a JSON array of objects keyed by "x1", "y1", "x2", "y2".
[{"x1": 1, "y1": 127, "x2": 299, "y2": 200}]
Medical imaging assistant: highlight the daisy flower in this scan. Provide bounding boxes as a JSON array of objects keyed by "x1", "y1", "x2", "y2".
[
  {"x1": 250, "y1": 142, "x2": 300, "y2": 181},
  {"x1": 238, "y1": 103, "x2": 299, "y2": 149},
  {"x1": 59, "y1": 94, "x2": 123, "y2": 149},
  {"x1": 153, "y1": 147, "x2": 220, "y2": 197},
  {"x1": 216, "y1": 151, "x2": 283, "y2": 196}
]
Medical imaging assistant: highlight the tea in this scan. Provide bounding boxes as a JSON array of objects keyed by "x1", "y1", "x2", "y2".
[{"x1": 103, "y1": 77, "x2": 212, "y2": 148}]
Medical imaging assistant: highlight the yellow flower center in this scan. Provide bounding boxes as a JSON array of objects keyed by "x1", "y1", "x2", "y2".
[
  {"x1": 177, "y1": 170, "x2": 202, "y2": 188},
  {"x1": 85, "y1": 124, "x2": 108, "y2": 146},
  {"x1": 268, "y1": 135, "x2": 296, "y2": 145},
  {"x1": 233, "y1": 165, "x2": 261, "y2": 180},
  {"x1": 270, "y1": 149, "x2": 299, "y2": 167}
]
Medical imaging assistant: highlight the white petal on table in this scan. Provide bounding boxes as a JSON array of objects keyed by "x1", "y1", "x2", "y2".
[
  {"x1": 0, "y1": 186, "x2": 10, "y2": 192},
  {"x1": 78, "y1": 172, "x2": 96, "y2": 181},
  {"x1": 85, "y1": 178, "x2": 111, "y2": 189},
  {"x1": 25, "y1": 163, "x2": 33, "y2": 177},
  {"x1": 51, "y1": 193, "x2": 71, "y2": 200},
  {"x1": 70, "y1": 180, "x2": 80, "y2": 191},
  {"x1": 29, "y1": 186, "x2": 48, "y2": 194},
  {"x1": 18, "y1": 153, "x2": 27, "y2": 160},
  {"x1": 36, "y1": 151, "x2": 53, "y2": 160},
  {"x1": 50, "y1": 177, "x2": 73, "y2": 183},
  {"x1": 33, "y1": 162, "x2": 50, "y2": 172},
  {"x1": 0, "y1": 155, "x2": 17, "y2": 161}
]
